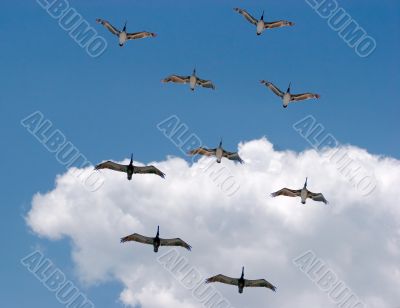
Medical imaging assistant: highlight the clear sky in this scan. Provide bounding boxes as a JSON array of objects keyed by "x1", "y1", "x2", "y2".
[{"x1": 1, "y1": 0, "x2": 399, "y2": 307}]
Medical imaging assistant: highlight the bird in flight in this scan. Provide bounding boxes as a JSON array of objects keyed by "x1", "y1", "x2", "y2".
[
  {"x1": 188, "y1": 139, "x2": 243, "y2": 163},
  {"x1": 271, "y1": 177, "x2": 328, "y2": 204},
  {"x1": 95, "y1": 154, "x2": 165, "y2": 180},
  {"x1": 96, "y1": 19, "x2": 156, "y2": 47},
  {"x1": 206, "y1": 267, "x2": 276, "y2": 294},
  {"x1": 121, "y1": 226, "x2": 191, "y2": 253},
  {"x1": 260, "y1": 80, "x2": 320, "y2": 108},
  {"x1": 162, "y1": 68, "x2": 215, "y2": 91},
  {"x1": 233, "y1": 8, "x2": 294, "y2": 35}
]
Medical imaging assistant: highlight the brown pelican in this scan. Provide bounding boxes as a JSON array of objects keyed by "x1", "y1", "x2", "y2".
[
  {"x1": 95, "y1": 154, "x2": 165, "y2": 180},
  {"x1": 260, "y1": 80, "x2": 320, "y2": 108},
  {"x1": 161, "y1": 69, "x2": 215, "y2": 91},
  {"x1": 233, "y1": 8, "x2": 294, "y2": 35},
  {"x1": 206, "y1": 267, "x2": 276, "y2": 294},
  {"x1": 121, "y1": 226, "x2": 191, "y2": 253},
  {"x1": 188, "y1": 139, "x2": 243, "y2": 163},
  {"x1": 96, "y1": 19, "x2": 156, "y2": 47},
  {"x1": 271, "y1": 178, "x2": 328, "y2": 204}
]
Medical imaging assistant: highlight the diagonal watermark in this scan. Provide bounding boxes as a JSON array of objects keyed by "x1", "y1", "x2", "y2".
[
  {"x1": 157, "y1": 115, "x2": 241, "y2": 197},
  {"x1": 158, "y1": 249, "x2": 235, "y2": 308},
  {"x1": 293, "y1": 115, "x2": 376, "y2": 197},
  {"x1": 293, "y1": 250, "x2": 366, "y2": 308},
  {"x1": 21, "y1": 250, "x2": 95, "y2": 308},
  {"x1": 37, "y1": 0, "x2": 108, "y2": 58},
  {"x1": 305, "y1": 0, "x2": 376, "y2": 58},
  {"x1": 21, "y1": 111, "x2": 104, "y2": 192}
]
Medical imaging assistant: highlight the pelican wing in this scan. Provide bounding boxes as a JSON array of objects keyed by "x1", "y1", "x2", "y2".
[
  {"x1": 307, "y1": 191, "x2": 328, "y2": 204},
  {"x1": 234, "y1": 8, "x2": 258, "y2": 25},
  {"x1": 261, "y1": 81, "x2": 284, "y2": 98},
  {"x1": 271, "y1": 188, "x2": 301, "y2": 198},
  {"x1": 264, "y1": 20, "x2": 294, "y2": 29},
  {"x1": 187, "y1": 147, "x2": 216, "y2": 156},
  {"x1": 95, "y1": 161, "x2": 127, "y2": 173},
  {"x1": 96, "y1": 19, "x2": 120, "y2": 35},
  {"x1": 126, "y1": 31, "x2": 157, "y2": 40},
  {"x1": 290, "y1": 93, "x2": 320, "y2": 101},
  {"x1": 196, "y1": 78, "x2": 215, "y2": 90},
  {"x1": 244, "y1": 279, "x2": 276, "y2": 291},
  {"x1": 160, "y1": 238, "x2": 191, "y2": 251},
  {"x1": 162, "y1": 75, "x2": 191, "y2": 84},
  {"x1": 120, "y1": 233, "x2": 153, "y2": 244},
  {"x1": 134, "y1": 165, "x2": 165, "y2": 178},
  {"x1": 206, "y1": 274, "x2": 239, "y2": 286},
  {"x1": 222, "y1": 150, "x2": 244, "y2": 163}
]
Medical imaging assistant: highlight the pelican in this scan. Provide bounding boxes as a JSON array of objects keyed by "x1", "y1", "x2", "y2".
[
  {"x1": 161, "y1": 69, "x2": 215, "y2": 91},
  {"x1": 233, "y1": 8, "x2": 294, "y2": 35},
  {"x1": 260, "y1": 80, "x2": 320, "y2": 108},
  {"x1": 188, "y1": 139, "x2": 243, "y2": 163},
  {"x1": 95, "y1": 154, "x2": 165, "y2": 180},
  {"x1": 121, "y1": 226, "x2": 191, "y2": 253},
  {"x1": 271, "y1": 177, "x2": 328, "y2": 204},
  {"x1": 96, "y1": 19, "x2": 156, "y2": 47},
  {"x1": 206, "y1": 267, "x2": 276, "y2": 294}
]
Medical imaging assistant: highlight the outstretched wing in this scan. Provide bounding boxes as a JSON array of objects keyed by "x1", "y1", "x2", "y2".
[
  {"x1": 290, "y1": 93, "x2": 320, "y2": 101},
  {"x1": 187, "y1": 147, "x2": 216, "y2": 156},
  {"x1": 264, "y1": 20, "x2": 294, "y2": 29},
  {"x1": 95, "y1": 161, "x2": 127, "y2": 173},
  {"x1": 206, "y1": 274, "x2": 239, "y2": 286},
  {"x1": 307, "y1": 191, "x2": 328, "y2": 204},
  {"x1": 234, "y1": 8, "x2": 258, "y2": 25},
  {"x1": 120, "y1": 233, "x2": 153, "y2": 244},
  {"x1": 196, "y1": 78, "x2": 215, "y2": 90},
  {"x1": 162, "y1": 75, "x2": 191, "y2": 84},
  {"x1": 126, "y1": 31, "x2": 157, "y2": 40},
  {"x1": 96, "y1": 19, "x2": 120, "y2": 35},
  {"x1": 160, "y1": 238, "x2": 191, "y2": 251},
  {"x1": 134, "y1": 165, "x2": 165, "y2": 178},
  {"x1": 260, "y1": 80, "x2": 284, "y2": 98},
  {"x1": 222, "y1": 150, "x2": 244, "y2": 163},
  {"x1": 270, "y1": 188, "x2": 301, "y2": 198},
  {"x1": 244, "y1": 279, "x2": 276, "y2": 291}
]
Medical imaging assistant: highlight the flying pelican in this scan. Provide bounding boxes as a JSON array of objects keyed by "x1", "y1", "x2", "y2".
[
  {"x1": 260, "y1": 80, "x2": 320, "y2": 108},
  {"x1": 233, "y1": 8, "x2": 294, "y2": 35},
  {"x1": 95, "y1": 154, "x2": 165, "y2": 180},
  {"x1": 206, "y1": 267, "x2": 276, "y2": 294},
  {"x1": 271, "y1": 177, "x2": 328, "y2": 204},
  {"x1": 121, "y1": 226, "x2": 191, "y2": 252},
  {"x1": 161, "y1": 69, "x2": 215, "y2": 91},
  {"x1": 188, "y1": 139, "x2": 243, "y2": 163},
  {"x1": 96, "y1": 19, "x2": 156, "y2": 46}
]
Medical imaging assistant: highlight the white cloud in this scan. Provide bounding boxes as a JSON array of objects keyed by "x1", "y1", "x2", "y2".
[{"x1": 26, "y1": 138, "x2": 400, "y2": 308}]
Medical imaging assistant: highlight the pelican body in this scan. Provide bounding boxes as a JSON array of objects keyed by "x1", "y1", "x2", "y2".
[
  {"x1": 234, "y1": 8, "x2": 294, "y2": 36},
  {"x1": 188, "y1": 139, "x2": 243, "y2": 164},
  {"x1": 260, "y1": 80, "x2": 320, "y2": 108},
  {"x1": 206, "y1": 267, "x2": 276, "y2": 294},
  {"x1": 95, "y1": 154, "x2": 165, "y2": 180},
  {"x1": 270, "y1": 177, "x2": 328, "y2": 204},
  {"x1": 121, "y1": 226, "x2": 192, "y2": 253},
  {"x1": 215, "y1": 140, "x2": 224, "y2": 163},
  {"x1": 96, "y1": 19, "x2": 157, "y2": 47},
  {"x1": 162, "y1": 69, "x2": 215, "y2": 91}
]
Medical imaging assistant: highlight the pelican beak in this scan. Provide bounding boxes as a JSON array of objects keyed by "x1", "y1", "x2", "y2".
[
  {"x1": 287, "y1": 82, "x2": 291, "y2": 93},
  {"x1": 261, "y1": 10, "x2": 264, "y2": 20},
  {"x1": 123, "y1": 21, "x2": 127, "y2": 31},
  {"x1": 305, "y1": 177, "x2": 308, "y2": 187},
  {"x1": 130, "y1": 153, "x2": 133, "y2": 164}
]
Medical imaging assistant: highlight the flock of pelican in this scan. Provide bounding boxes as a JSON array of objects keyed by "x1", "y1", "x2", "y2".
[{"x1": 91, "y1": 6, "x2": 328, "y2": 296}]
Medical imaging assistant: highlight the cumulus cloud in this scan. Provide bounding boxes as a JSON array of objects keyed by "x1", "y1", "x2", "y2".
[{"x1": 26, "y1": 138, "x2": 400, "y2": 308}]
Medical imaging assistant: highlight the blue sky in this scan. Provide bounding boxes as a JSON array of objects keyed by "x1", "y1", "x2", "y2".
[{"x1": 1, "y1": 0, "x2": 399, "y2": 307}]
